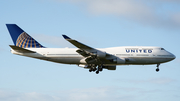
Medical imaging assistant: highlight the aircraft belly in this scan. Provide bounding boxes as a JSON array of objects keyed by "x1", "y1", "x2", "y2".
[
  {"x1": 125, "y1": 57, "x2": 172, "y2": 65},
  {"x1": 18, "y1": 53, "x2": 173, "y2": 65},
  {"x1": 48, "y1": 57, "x2": 83, "y2": 64},
  {"x1": 18, "y1": 53, "x2": 83, "y2": 64}
]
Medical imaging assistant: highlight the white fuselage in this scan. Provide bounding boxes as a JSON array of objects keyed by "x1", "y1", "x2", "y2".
[{"x1": 11, "y1": 46, "x2": 175, "y2": 66}]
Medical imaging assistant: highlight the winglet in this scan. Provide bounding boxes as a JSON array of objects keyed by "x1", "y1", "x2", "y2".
[
  {"x1": 62, "y1": 35, "x2": 71, "y2": 39},
  {"x1": 62, "y1": 34, "x2": 93, "y2": 49}
]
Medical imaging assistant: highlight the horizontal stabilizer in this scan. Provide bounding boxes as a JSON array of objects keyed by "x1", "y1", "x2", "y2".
[{"x1": 9, "y1": 45, "x2": 36, "y2": 53}]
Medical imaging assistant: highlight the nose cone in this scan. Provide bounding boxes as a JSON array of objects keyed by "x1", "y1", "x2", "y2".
[
  {"x1": 161, "y1": 50, "x2": 176, "y2": 62},
  {"x1": 168, "y1": 52, "x2": 176, "y2": 61},
  {"x1": 171, "y1": 54, "x2": 176, "y2": 60}
]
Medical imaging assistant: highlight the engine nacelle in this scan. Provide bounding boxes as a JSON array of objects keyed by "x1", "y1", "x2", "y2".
[
  {"x1": 78, "y1": 64, "x2": 90, "y2": 69},
  {"x1": 103, "y1": 66, "x2": 116, "y2": 70},
  {"x1": 96, "y1": 51, "x2": 106, "y2": 58},
  {"x1": 113, "y1": 58, "x2": 125, "y2": 64}
]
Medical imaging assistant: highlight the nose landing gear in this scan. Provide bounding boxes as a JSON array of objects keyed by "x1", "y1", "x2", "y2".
[{"x1": 156, "y1": 63, "x2": 160, "y2": 72}]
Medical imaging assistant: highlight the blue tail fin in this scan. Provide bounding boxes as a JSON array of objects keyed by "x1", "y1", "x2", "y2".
[{"x1": 6, "y1": 24, "x2": 45, "y2": 48}]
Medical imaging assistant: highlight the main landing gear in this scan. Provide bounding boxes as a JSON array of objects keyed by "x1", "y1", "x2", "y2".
[
  {"x1": 89, "y1": 65, "x2": 103, "y2": 74},
  {"x1": 156, "y1": 63, "x2": 160, "y2": 72},
  {"x1": 89, "y1": 67, "x2": 96, "y2": 72},
  {"x1": 96, "y1": 65, "x2": 103, "y2": 74}
]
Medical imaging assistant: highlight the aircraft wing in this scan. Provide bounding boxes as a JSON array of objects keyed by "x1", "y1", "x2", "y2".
[
  {"x1": 62, "y1": 35, "x2": 111, "y2": 64},
  {"x1": 62, "y1": 35, "x2": 93, "y2": 50}
]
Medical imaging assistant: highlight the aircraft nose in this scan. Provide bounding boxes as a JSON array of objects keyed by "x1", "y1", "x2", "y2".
[
  {"x1": 172, "y1": 54, "x2": 176, "y2": 60},
  {"x1": 170, "y1": 53, "x2": 176, "y2": 60}
]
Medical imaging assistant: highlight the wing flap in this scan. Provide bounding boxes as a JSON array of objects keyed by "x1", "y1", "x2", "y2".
[
  {"x1": 9, "y1": 45, "x2": 36, "y2": 53},
  {"x1": 76, "y1": 49, "x2": 89, "y2": 57}
]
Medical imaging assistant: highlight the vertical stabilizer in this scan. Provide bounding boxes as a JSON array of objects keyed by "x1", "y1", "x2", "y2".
[{"x1": 6, "y1": 24, "x2": 45, "y2": 48}]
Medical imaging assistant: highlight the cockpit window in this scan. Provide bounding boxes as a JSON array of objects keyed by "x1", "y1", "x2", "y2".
[{"x1": 161, "y1": 48, "x2": 165, "y2": 50}]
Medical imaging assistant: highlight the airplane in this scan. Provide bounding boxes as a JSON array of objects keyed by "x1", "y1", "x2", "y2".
[{"x1": 6, "y1": 24, "x2": 176, "y2": 74}]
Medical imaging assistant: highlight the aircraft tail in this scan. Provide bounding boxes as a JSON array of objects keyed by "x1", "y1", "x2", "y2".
[{"x1": 6, "y1": 24, "x2": 45, "y2": 48}]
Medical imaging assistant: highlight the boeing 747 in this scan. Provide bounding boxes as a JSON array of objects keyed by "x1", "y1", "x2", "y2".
[{"x1": 6, "y1": 24, "x2": 176, "y2": 74}]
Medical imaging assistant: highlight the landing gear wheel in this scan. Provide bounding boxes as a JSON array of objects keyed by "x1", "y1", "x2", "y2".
[
  {"x1": 98, "y1": 65, "x2": 103, "y2": 72},
  {"x1": 96, "y1": 71, "x2": 99, "y2": 74},
  {"x1": 156, "y1": 68, "x2": 159, "y2": 72},
  {"x1": 156, "y1": 64, "x2": 160, "y2": 72},
  {"x1": 89, "y1": 69, "x2": 92, "y2": 72},
  {"x1": 98, "y1": 68, "x2": 103, "y2": 71},
  {"x1": 92, "y1": 68, "x2": 97, "y2": 72}
]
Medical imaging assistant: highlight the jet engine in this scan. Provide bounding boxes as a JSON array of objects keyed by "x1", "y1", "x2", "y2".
[
  {"x1": 103, "y1": 66, "x2": 116, "y2": 70},
  {"x1": 113, "y1": 57, "x2": 126, "y2": 64},
  {"x1": 95, "y1": 51, "x2": 106, "y2": 58}
]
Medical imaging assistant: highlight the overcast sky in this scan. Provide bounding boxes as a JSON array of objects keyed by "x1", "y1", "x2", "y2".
[{"x1": 0, "y1": 0, "x2": 180, "y2": 101}]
